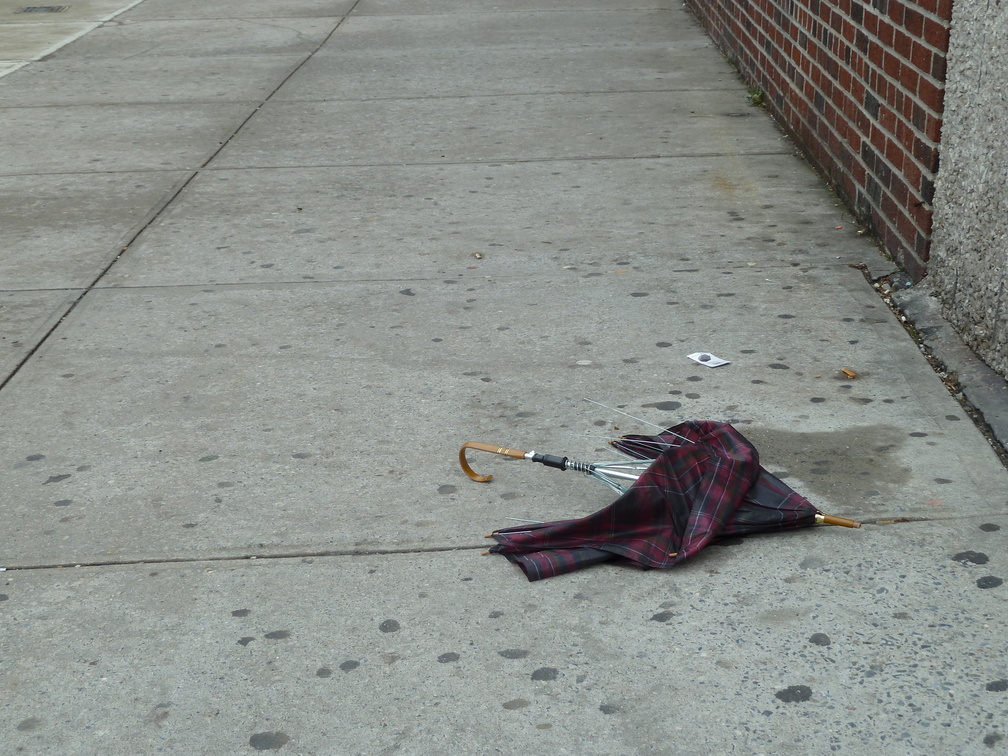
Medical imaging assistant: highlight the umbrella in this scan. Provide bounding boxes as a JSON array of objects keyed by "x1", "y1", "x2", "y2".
[{"x1": 459, "y1": 421, "x2": 860, "y2": 581}]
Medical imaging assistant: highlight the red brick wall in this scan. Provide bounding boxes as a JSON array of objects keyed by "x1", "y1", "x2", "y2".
[{"x1": 686, "y1": 0, "x2": 952, "y2": 280}]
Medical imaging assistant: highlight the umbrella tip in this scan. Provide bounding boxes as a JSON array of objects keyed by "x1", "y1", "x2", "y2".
[{"x1": 817, "y1": 512, "x2": 862, "y2": 528}]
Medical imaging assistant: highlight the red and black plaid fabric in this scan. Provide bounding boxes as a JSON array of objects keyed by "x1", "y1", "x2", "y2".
[
  {"x1": 489, "y1": 421, "x2": 817, "y2": 581},
  {"x1": 614, "y1": 425, "x2": 818, "y2": 537}
]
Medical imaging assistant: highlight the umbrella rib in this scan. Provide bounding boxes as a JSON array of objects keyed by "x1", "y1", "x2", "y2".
[
  {"x1": 589, "y1": 434, "x2": 690, "y2": 450},
  {"x1": 582, "y1": 398, "x2": 693, "y2": 445}
]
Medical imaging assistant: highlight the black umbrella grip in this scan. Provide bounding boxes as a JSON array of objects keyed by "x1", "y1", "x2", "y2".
[{"x1": 529, "y1": 453, "x2": 569, "y2": 470}]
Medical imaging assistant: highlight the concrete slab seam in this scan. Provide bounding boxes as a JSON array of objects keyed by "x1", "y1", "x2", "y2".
[
  {"x1": 0, "y1": 0, "x2": 365, "y2": 391},
  {"x1": 12, "y1": 0, "x2": 147, "y2": 70},
  {"x1": 1, "y1": 543, "x2": 488, "y2": 572},
  {"x1": 0, "y1": 517, "x2": 963, "y2": 572},
  {"x1": 196, "y1": 150, "x2": 798, "y2": 173}
]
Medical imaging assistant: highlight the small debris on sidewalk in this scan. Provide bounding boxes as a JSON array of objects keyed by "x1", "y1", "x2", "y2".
[{"x1": 688, "y1": 352, "x2": 730, "y2": 367}]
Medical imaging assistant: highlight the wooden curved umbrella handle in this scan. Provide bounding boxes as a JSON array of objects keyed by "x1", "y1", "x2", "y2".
[{"x1": 459, "y1": 441, "x2": 527, "y2": 483}]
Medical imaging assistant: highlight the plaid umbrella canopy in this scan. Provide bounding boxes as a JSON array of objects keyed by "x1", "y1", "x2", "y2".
[{"x1": 460, "y1": 421, "x2": 859, "y2": 581}]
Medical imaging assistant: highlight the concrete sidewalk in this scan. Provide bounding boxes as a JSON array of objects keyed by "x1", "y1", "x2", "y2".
[{"x1": 2, "y1": 1, "x2": 1006, "y2": 753}]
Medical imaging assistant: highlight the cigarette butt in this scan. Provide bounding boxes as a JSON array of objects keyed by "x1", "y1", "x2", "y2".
[{"x1": 841, "y1": 369, "x2": 858, "y2": 379}]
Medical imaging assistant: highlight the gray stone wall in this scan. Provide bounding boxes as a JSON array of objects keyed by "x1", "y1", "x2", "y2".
[{"x1": 929, "y1": 0, "x2": 1008, "y2": 376}]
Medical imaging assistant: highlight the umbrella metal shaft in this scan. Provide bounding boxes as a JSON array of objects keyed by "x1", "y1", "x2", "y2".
[{"x1": 459, "y1": 440, "x2": 861, "y2": 528}]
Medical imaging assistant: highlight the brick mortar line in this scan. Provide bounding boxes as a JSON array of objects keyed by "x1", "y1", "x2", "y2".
[
  {"x1": 817, "y1": 0, "x2": 951, "y2": 32},
  {"x1": 739, "y1": 1, "x2": 948, "y2": 102},
  {"x1": 736, "y1": 20, "x2": 942, "y2": 187},
  {"x1": 744, "y1": 61, "x2": 933, "y2": 240},
  {"x1": 787, "y1": 0, "x2": 951, "y2": 34},
  {"x1": 739, "y1": 11, "x2": 946, "y2": 122}
]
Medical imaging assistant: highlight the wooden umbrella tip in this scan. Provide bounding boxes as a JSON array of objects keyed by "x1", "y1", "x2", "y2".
[{"x1": 818, "y1": 512, "x2": 862, "y2": 528}]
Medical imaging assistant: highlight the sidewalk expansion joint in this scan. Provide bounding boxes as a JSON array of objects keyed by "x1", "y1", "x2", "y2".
[
  {"x1": 192, "y1": 150, "x2": 796, "y2": 173},
  {"x1": 0, "y1": 1, "x2": 365, "y2": 395},
  {"x1": 289, "y1": 86, "x2": 746, "y2": 103},
  {"x1": 1, "y1": 543, "x2": 487, "y2": 572},
  {"x1": 1, "y1": 517, "x2": 966, "y2": 573}
]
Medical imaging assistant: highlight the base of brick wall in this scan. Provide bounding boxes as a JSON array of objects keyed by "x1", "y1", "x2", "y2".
[{"x1": 685, "y1": 0, "x2": 950, "y2": 282}]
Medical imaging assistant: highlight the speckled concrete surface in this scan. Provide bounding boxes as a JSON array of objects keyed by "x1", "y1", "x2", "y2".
[
  {"x1": 1, "y1": 270, "x2": 1002, "y2": 568},
  {"x1": 1, "y1": 0, "x2": 1006, "y2": 753},
  {"x1": 4, "y1": 517, "x2": 1008, "y2": 754}
]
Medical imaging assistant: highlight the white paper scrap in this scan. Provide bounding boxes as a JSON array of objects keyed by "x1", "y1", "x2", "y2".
[{"x1": 687, "y1": 352, "x2": 730, "y2": 368}]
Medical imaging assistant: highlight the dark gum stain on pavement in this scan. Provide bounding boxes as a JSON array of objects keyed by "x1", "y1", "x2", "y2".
[{"x1": 775, "y1": 685, "x2": 813, "y2": 702}]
